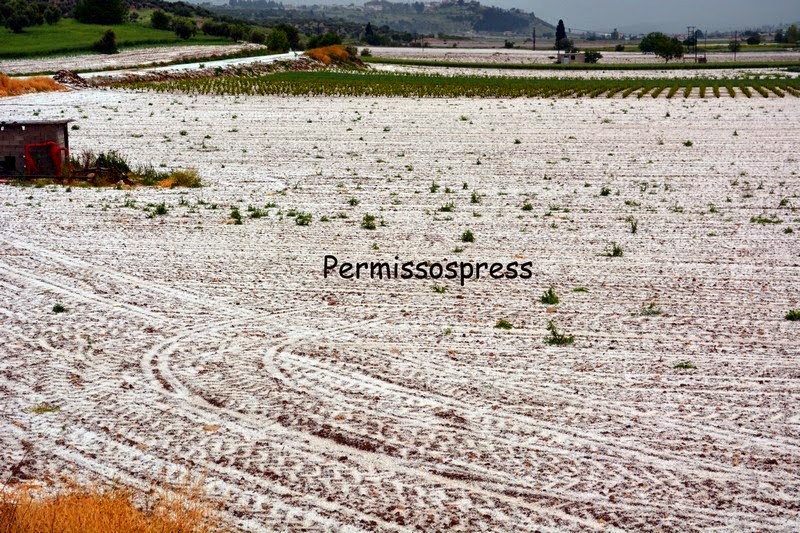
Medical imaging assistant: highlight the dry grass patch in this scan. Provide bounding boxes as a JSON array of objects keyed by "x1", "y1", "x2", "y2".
[
  {"x1": 0, "y1": 74, "x2": 65, "y2": 97},
  {"x1": 304, "y1": 45, "x2": 360, "y2": 67},
  {"x1": 0, "y1": 479, "x2": 218, "y2": 533}
]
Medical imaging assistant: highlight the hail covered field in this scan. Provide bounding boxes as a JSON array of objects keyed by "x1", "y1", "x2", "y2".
[{"x1": 2, "y1": 83, "x2": 800, "y2": 531}]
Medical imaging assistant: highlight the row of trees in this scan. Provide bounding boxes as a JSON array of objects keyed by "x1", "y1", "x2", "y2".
[{"x1": 775, "y1": 25, "x2": 799, "y2": 44}]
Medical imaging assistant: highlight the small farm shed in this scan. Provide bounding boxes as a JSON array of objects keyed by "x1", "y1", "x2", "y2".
[
  {"x1": 557, "y1": 52, "x2": 586, "y2": 64},
  {"x1": 0, "y1": 119, "x2": 72, "y2": 178}
]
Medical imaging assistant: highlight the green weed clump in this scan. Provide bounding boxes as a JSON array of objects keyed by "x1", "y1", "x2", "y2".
[
  {"x1": 786, "y1": 310, "x2": 800, "y2": 321},
  {"x1": 361, "y1": 213, "x2": 377, "y2": 230},
  {"x1": 495, "y1": 319, "x2": 513, "y2": 330},
  {"x1": 31, "y1": 403, "x2": 60, "y2": 414},
  {"x1": 544, "y1": 320, "x2": 574, "y2": 345},
  {"x1": 607, "y1": 243, "x2": 623, "y2": 257},
  {"x1": 639, "y1": 302, "x2": 662, "y2": 316},
  {"x1": 540, "y1": 287, "x2": 559, "y2": 305},
  {"x1": 230, "y1": 207, "x2": 242, "y2": 224},
  {"x1": 461, "y1": 229, "x2": 475, "y2": 243},
  {"x1": 750, "y1": 214, "x2": 783, "y2": 225}
]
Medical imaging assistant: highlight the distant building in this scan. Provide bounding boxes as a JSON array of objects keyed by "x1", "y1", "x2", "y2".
[
  {"x1": 557, "y1": 52, "x2": 586, "y2": 64},
  {"x1": 0, "y1": 119, "x2": 72, "y2": 177}
]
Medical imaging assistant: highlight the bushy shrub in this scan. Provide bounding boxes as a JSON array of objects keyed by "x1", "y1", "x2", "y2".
[
  {"x1": 266, "y1": 28, "x2": 289, "y2": 52},
  {"x1": 150, "y1": 9, "x2": 171, "y2": 30},
  {"x1": 306, "y1": 33, "x2": 342, "y2": 49},
  {"x1": 92, "y1": 29, "x2": 119, "y2": 54},
  {"x1": 201, "y1": 20, "x2": 229, "y2": 37},
  {"x1": 584, "y1": 50, "x2": 603, "y2": 63},
  {"x1": 249, "y1": 29, "x2": 266, "y2": 45},
  {"x1": 172, "y1": 17, "x2": 196, "y2": 40}
]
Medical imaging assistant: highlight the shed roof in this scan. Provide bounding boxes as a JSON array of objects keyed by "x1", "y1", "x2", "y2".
[{"x1": 0, "y1": 119, "x2": 74, "y2": 126}]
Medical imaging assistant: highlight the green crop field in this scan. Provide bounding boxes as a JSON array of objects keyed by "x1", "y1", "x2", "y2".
[
  {"x1": 0, "y1": 18, "x2": 228, "y2": 59},
  {"x1": 121, "y1": 70, "x2": 800, "y2": 99}
]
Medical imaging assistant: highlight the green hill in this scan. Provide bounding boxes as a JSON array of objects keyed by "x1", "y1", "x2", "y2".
[
  {"x1": 0, "y1": 17, "x2": 228, "y2": 59},
  {"x1": 216, "y1": 0, "x2": 554, "y2": 38}
]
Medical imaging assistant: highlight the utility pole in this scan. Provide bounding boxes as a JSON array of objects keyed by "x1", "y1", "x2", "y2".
[
  {"x1": 734, "y1": 30, "x2": 738, "y2": 61},
  {"x1": 533, "y1": 27, "x2": 536, "y2": 50}
]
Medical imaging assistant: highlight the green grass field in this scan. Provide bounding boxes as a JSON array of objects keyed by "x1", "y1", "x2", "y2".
[{"x1": 0, "y1": 18, "x2": 228, "y2": 59}]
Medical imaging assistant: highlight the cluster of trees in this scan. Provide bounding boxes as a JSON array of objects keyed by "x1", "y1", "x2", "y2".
[
  {"x1": 361, "y1": 22, "x2": 422, "y2": 47},
  {"x1": 0, "y1": 0, "x2": 61, "y2": 33},
  {"x1": 151, "y1": 8, "x2": 305, "y2": 48},
  {"x1": 74, "y1": 0, "x2": 127, "y2": 25},
  {"x1": 472, "y1": 6, "x2": 530, "y2": 33},
  {"x1": 639, "y1": 32, "x2": 684, "y2": 62},
  {"x1": 306, "y1": 32, "x2": 342, "y2": 49},
  {"x1": 150, "y1": 10, "x2": 196, "y2": 40},
  {"x1": 199, "y1": 18, "x2": 302, "y2": 50},
  {"x1": 775, "y1": 24, "x2": 799, "y2": 44}
]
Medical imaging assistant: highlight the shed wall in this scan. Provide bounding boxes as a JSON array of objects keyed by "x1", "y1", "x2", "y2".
[{"x1": 0, "y1": 124, "x2": 68, "y2": 175}]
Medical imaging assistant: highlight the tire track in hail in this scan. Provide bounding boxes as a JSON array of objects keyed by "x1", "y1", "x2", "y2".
[
  {"x1": 142, "y1": 313, "x2": 615, "y2": 531},
  {"x1": 148, "y1": 312, "x2": 788, "y2": 530}
]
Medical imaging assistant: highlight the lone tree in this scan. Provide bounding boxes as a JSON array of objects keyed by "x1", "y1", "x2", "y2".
[
  {"x1": 639, "y1": 32, "x2": 684, "y2": 62},
  {"x1": 555, "y1": 19, "x2": 568, "y2": 49},
  {"x1": 555, "y1": 19, "x2": 566, "y2": 41}
]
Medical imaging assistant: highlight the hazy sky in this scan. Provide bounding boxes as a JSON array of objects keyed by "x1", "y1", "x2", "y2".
[{"x1": 489, "y1": 0, "x2": 799, "y2": 33}]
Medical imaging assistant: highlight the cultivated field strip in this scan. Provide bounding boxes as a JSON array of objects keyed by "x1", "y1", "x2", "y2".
[
  {"x1": 121, "y1": 71, "x2": 800, "y2": 99},
  {"x1": 1, "y1": 90, "x2": 799, "y2": 530}
]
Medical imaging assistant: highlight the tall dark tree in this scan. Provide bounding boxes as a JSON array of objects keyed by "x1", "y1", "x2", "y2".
[{"x1": 555, "y1": 19, "x2": 566, "y2": 43}]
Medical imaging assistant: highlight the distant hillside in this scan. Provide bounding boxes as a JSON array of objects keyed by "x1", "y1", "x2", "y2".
[{"x1": 213, "y1": 0, "x2": 554, "y2": 38}]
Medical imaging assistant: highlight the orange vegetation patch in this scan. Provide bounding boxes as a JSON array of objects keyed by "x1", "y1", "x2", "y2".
[
  {"x1": 0, "y1": 481, "x2": 218, "y2": 533},
  {"x1": 304, "y1": 45, "x2": 354, "y2": 66},
  {"x1": 0, "y1": 74, "x2": 66, "y2": 97}
]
